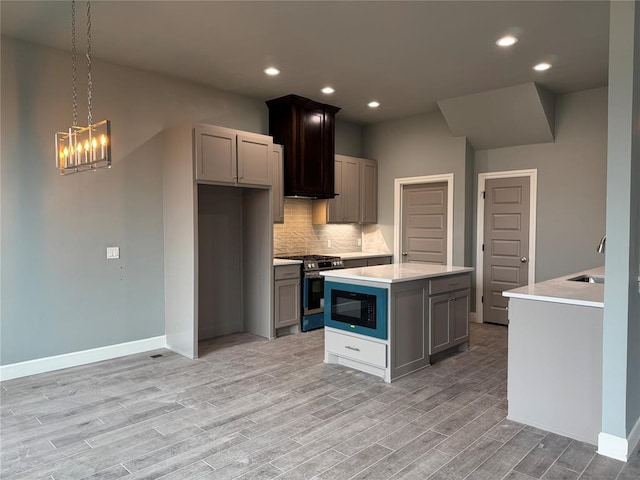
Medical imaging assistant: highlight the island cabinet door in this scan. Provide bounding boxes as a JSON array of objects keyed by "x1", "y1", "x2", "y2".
[
  {"x1": 389, "y1": 280, "x2": 430, "y2": 380},
  {"x1": 451, "y1": 289, "x2": 470, "y2": 343},
  {"x1": 429, "y1": 293, "x2": 452, "y2": 354}
]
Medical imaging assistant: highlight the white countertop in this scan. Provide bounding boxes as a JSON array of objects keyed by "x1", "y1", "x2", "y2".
[
  {"x1": 273, "y1": 258, "x2": 303, "y2": 266},
  {"x1": 321, "y1": 263, "x2": 473, "y2": 284},
  {"x1": 339, "y1": 251, "x2": 393, "y2": 260},
  {"x1": 503, "y1": 266, "x2": 604, "y2": 308}
]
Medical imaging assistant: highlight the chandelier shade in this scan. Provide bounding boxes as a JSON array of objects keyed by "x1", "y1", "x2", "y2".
[{"x1": 55, "y1": 120, "x2": 111, "y2": 174}]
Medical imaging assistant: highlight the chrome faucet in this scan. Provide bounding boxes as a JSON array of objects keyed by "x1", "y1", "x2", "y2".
[{"x1": 597, "y1": 234, "x2": 606, "y2": 253}]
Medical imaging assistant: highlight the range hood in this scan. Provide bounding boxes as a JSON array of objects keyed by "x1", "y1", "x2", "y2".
[{"x1": 266, "y1": 94, "x2": 341, "y2": 199}]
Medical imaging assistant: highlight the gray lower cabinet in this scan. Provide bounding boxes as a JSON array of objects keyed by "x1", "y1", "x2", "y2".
[
  {"x1": 342, "y1": 255, "x2": 392, "y2": 269},
  {"x1": 195, "y1": 124, "x2": 272, "y2": 186},
  {"x1": 428, "y1": 274, "x2": 470, "y2": 355},
  {"x1": 274, "y1": 264, "x2": 300, "y2": 330},
  {"x1": 324, "y1": 271, "x2": 470, "y2": 383},
  {"x1": 390, "y1": 281, "x2": 430, "y2": 380}
]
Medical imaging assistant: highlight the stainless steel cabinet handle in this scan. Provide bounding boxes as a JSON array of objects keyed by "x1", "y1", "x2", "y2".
[
  {"x1": 402, "y1": 252, "x2": 408, "y2": 256},
  {"x1": 521, "y1": 257, "x2": 528, "y2": 263},
  {"x1": 345, "y1": 346, "x2": 360, "y2": 352}
]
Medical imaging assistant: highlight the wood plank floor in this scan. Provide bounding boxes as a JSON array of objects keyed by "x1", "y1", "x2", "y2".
[{"x1": 1, "y1": 323, "x2": 638, "y2": 480}]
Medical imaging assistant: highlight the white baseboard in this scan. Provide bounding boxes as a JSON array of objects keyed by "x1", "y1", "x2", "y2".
[
  {"x1": 599, "y1": 415, "x2": 640, "y2": 462},
  {"x1": 470, "y1": 312, "x2": 479, "y2": 323},
  {"x1": 0, "y1": 336, "x2": 167, "y2": 381},
  {"x1": 598, "y1": 416, "x2": 640, "y2": 463}
]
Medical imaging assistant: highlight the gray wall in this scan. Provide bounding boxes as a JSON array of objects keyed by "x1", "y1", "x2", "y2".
[
  {"x1": 362, "y1": 112, "x2": 469, "y2": 265},
  {"x1": 335, "y1": 120, "x2": 363, "y2": 157},
  {"x1": 0, "y1": 37, "x2": 363, "y2": 365},
  {"x1": 475, "y1": 87, "x2": 608, "y2": 282},
  {"x1": 602, "y1": 0, "x2": 640, "y2": 441}
]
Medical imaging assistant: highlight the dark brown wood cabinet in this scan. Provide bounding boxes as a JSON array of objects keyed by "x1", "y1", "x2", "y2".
[{"x1": 266, "y1": 94, "x2": 341, "y2": 198}]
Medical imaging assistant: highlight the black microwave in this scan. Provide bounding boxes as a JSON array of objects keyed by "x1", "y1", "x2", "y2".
[{"x1": 324, "y1": 281, "x2": 388, "y2": 339}]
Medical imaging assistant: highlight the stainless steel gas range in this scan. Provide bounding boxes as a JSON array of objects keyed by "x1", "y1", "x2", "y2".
[{"x1": 275, "y1": 255, "x2": 344, "y2": 331}]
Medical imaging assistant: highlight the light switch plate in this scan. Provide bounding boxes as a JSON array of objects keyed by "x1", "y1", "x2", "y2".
[{"x1": 106, "y1": 247, "x2": 120, "y2": 259}]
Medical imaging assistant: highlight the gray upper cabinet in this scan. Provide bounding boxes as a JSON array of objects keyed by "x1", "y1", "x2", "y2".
[
  {"x1": 195, "y1": 124, "x2": 272, "y2": 187},
  {"x1": 313, "y1": 155, "x2": 376, "y2": 224},
  {"x1": 360, "y1": 158, "x2": 378, "y2": 224},
  {"x1": 328, "y1": 155, "x2": 360, "y2": 223},
  {"x1": 272, "y1": 144, "x2": 284, "y2": 223}
]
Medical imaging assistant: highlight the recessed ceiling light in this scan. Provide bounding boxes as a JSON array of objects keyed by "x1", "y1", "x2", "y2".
[
  {"x1": 533, "y1": 62, "x2": 552, "y2": 71},
  {"x1": 264, "y1": 67, "x2": 280, "y2": 76},
  {"x1": 368, "y1": 101, "x2": 380, "y2": 108},
  {"x1": 321, "y1": 86, "x2": 335, "y2": 94},
  {"x1": 496, "y1": 35, "x2": 518, "y2": 47}
]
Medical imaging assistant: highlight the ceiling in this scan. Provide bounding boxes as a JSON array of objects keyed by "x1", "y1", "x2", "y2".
[{"x1": 1, "y1": 1, "x2": 610, "y2": 125}]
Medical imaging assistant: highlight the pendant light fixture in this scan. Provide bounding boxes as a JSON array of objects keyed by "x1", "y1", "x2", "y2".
[{"x1": 55, "y1": 0, "x2": 111, "y2": 175}]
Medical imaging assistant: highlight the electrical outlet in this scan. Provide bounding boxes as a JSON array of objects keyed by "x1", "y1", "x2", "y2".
[
  {"x1": 327, "y1": 240, "x2": 332, "y2": 248},
  {"x1": 106, "y1": 247, "x2": 120, "y2": 259},
  {"x1": 357, "y1": 238, "x2": 362, "y2": 246}
]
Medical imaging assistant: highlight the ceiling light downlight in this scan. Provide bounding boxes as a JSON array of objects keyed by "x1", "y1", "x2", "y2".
[
  {"x1": 368, "y1": 101, "x2": 380, "y2": 108},
  {"x1": 264, "y1": 67, "x2": 280, "y2": 76},
  {"x1": 533, "y1": 62, "x2": 552, "y2": 71},
  {"x1": 496, "y1": 35, "x2": 518, "y2": 47},
  {"x1": 321, "y1": 86, "x2": 335, "y2": 94}
]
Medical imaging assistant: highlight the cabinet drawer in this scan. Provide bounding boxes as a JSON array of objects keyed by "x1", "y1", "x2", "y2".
[
  {"x1": 429, "y1": 274, "x2": 471, "y2": 295},
  {"x1": 367, "y1": 256, "x2": 392, "y2": 266},
  {"x1": 325, "y1": 330, "x2": 386, "y2": 368},
  {"x1": 343, "y1": 258, "x2": 368, "y2": 268},
  {"x1": 274, "y1": 264, "x2": 301, "y2": 280}
]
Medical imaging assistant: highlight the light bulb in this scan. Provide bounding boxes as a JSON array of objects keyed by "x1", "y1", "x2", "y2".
[{"x1": 100, "y1": 134, "x2": 107, "y2": 146}]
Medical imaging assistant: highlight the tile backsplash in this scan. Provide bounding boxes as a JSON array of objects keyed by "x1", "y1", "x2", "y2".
[
  {"x1": 274, "y1": 199, "x2": 390, "y2": 256},
  {"x1": 274, "y1": 199, "x2": 362, "y2": 255}
]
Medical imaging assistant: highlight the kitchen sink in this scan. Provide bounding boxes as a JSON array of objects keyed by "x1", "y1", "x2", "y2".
[{"x1": 568, "y1": 274, "x2": 605, "y2": 284}]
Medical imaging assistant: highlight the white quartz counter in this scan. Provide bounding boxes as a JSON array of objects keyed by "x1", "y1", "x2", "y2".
[
  {"x1": 339, "y1": 251, "x2": 393, "y2": 261},
  {"x1": 273, "y1": 258, "x2": 303, "y2": 267},
  {"x1": 503, "y1": 266, "x2": 604, "y2": 308},
  {"x1": 321, "y1": 263, "x2": 473, "y2": 284}
]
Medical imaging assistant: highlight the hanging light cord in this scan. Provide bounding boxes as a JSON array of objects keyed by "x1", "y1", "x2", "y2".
[
  {"x1": 86, "y1": 0, "x2": 93, "y2": 127},
  {"x1": 70, "y1": 0, "x2": 93, "y2": 127},
  {"x1": 71, "y1": 0, "x2": 77, "y2": 127}
]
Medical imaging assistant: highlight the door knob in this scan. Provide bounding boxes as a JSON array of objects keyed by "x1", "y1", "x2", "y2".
[
  {"x1": 521, "y1": 257, "x2": 528, "y2": 263},
  {"x1": 402, "y1": 252, "x2": 408, "y2": 256}
]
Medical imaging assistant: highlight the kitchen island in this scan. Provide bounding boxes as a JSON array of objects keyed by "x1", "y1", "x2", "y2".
[
  {"x1": 321, "y1": 264, "x2": 473, "y2": 382},
  {"x1": 503, "y1": 266, "x2": 604, "y2": 445}
]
